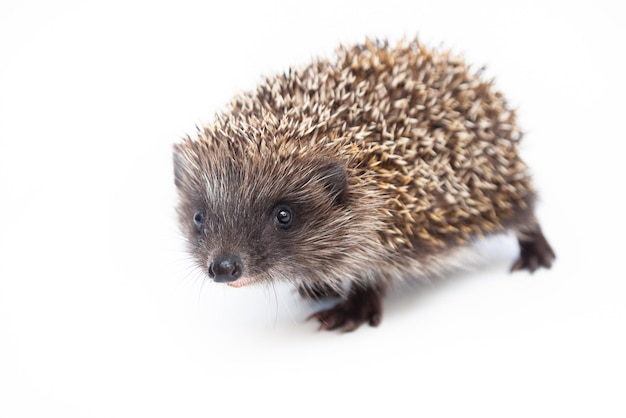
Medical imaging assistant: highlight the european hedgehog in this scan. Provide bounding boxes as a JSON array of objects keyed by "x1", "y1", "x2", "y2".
[{"x1": 173, "y1": 38, "x2": 555, "y2": 332}]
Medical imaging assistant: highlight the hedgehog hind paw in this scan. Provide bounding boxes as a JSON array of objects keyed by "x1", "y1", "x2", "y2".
[
  {"x1": 307, "y1": 285, "x2": 383, "y2": 332},
  {"x1": 511, "y1": 227, "x2": 556, "y2": 273}
]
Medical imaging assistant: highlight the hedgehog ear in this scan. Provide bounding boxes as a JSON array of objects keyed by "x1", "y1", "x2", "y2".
[{"x1": 315, "y1": 158, "x2": 348, "y2": 205}]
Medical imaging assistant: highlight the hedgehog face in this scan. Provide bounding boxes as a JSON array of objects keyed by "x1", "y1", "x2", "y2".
[{"x1": 173, "y1": 140, "x2": 360, "y2": 288}]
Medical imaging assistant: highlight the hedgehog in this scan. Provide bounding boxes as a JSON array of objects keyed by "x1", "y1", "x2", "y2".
[{"x1": 173, "y1": 38, "x2": 555, "y2": 332}]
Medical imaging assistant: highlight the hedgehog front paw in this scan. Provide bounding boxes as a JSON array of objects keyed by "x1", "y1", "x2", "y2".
[
  {"x1": 307, "y1": 285, "x2": 382, "y2": 332},
  {"x1": 511, "y1": 227, "x2": 556, "y2": 273}
]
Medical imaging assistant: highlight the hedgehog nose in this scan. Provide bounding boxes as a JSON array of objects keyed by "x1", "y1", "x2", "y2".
[{"x1": 208, "y1": 255, "x2": 243, "y2": 283}]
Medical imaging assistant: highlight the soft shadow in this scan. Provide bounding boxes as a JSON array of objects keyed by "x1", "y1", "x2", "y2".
[{"x1": 383, "y1": 234, "x2": 519, "y2": 318}]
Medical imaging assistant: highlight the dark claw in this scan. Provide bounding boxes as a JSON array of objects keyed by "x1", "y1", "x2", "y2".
[
  {"x1": 308, "y1": 310, "x2": 344, "y2": 331},
  {"x1": 510, "y1": 258, "x2": 525, "y2": 272},
  {"x1": 369, "y1": 312, "x2": 382, "y2": 327}
]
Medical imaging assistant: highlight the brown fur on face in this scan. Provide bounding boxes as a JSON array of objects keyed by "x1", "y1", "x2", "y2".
[
  {"x1": 173, "y1": 37, "x2": 554, "y2": 331},
  {"x1": 174, "y1": 130, "x2": 386, "y2": 291}
]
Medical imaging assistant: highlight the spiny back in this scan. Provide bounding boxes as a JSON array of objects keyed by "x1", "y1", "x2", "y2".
[{"x1": 201, "y1": 38, "x2": 534, "y2": 253}]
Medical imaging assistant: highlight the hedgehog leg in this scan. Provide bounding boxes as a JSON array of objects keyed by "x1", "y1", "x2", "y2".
[
  {"x1": 511, "y1": 222, "x2": 556, "y2": 273},
  {"x1": 307, "y1": 284, "x2": 384, "y2": 332},
  {"x1": 298, "y1": 282, "x2": 342, "y2": 300}
]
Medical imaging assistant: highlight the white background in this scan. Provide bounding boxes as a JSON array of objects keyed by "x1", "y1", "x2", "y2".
[{"x1": 1, "y1": 1, "x2": 624, "y2": 417}]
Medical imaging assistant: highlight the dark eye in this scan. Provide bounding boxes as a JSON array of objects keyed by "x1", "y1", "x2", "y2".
[
  {"x1": 193, "y1": 210, "x2": 205, "y2": 231},
  {"x1": 275, "y1": 206, "x2": 293, "y2": 228}
]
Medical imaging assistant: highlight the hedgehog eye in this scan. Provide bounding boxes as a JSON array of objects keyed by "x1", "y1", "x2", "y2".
[
  {"x1": 193, "y1": 210, "x2": 205, "y2": 231},
  {"x1": 274, "y1": 206, "x2": 293, "y2": 228}
]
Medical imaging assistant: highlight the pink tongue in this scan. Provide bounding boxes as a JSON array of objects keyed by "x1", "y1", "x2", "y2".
[{"x1": 227, "y1": 277, "x2": 256, "y2": 288}]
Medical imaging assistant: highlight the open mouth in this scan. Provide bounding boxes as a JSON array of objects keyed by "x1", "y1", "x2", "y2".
[{"x1": 226, "y1": 276, "x2": 259, "y2": 288}]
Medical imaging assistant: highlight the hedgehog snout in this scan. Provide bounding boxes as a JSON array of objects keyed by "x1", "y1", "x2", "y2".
[{"x1": 208, "y1": 254, "x2": 243, "y2": 283}]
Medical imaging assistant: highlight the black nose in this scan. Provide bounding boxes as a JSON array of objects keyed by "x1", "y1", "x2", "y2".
[{"x1": 208, "y1": 255, "x2": 243, "y2": 283}]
